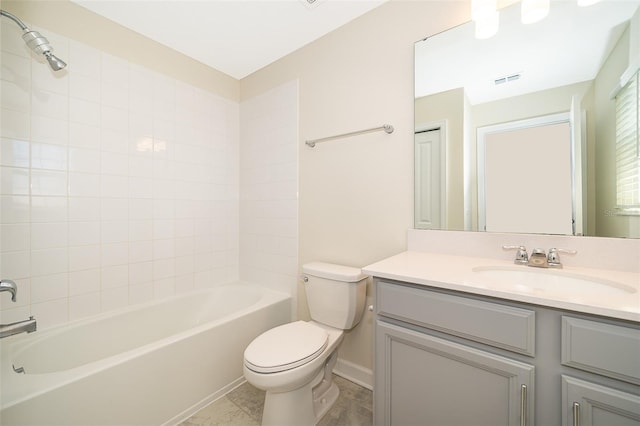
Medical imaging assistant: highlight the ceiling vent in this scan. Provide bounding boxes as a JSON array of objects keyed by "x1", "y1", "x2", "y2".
[{"x1": 494, "y1": 73, "x2": 522, "y2": 85}]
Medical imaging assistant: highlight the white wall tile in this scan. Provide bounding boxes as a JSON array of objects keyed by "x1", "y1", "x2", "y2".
[
  {"x1": 31, "y1": 196, "x2": 66, "y2": 222},
  {"x1": 69, "y1": 41, "x2": 101, "y2": 78},
  {"x1": 69, "y1": 147, "x2": 100, "y2": 173},
  {"x1": 69, "y1": 197, "x2": 100, "y2": 221},
  {"x1": 70, "y1": 73, "x2": 101, "y2": 103},
  {"x1": 69, "y1": 97, "x2": 100, "y2": 126},
  {"x1": 68, "y1": 244, "x2": 100, "y2": 271},
  {"x1": 0, "y1": 138, "x2": 30, "y2": 168},
  {"x1": 31, "y1": 169, "x2": 67, "y2": 196},
  {"x1": 31, "y1": 247, "x2": 68, "y2": 276},
  {"x1": 69, "y1": 122, "x2": 100, "y2": 149},
  {"x1": 31, "y1": 298, "x2": 68, "y2": 329},
  {"x1": 0, "y1": 29, "x2": 259, "y2": 330},
  {"x1": 1, "y1": 167, "x2": 29, "y2": 195},
  {"x1": 31, "y1": 273, "x2": 68, "y2": 304},
  {"x1": 1, "y1": 223, "x2": 30, "y2": 252},
  {"x1": 1, "y1": 195, "x2": 30, "y2": 223},
  {"x1": 32, "y1": 90, "x2": 68, "y2": 121},
  {"x1": 31, "y1": 116, "x2": 69, "y2": 146},
  {"x1": 1, "y1": 52, "x2": 30, "y2": 83},
  {"x1": 69, "y1": 221, "x2": 100, "y2": 246},
  {"x1": 31, "y1": 222, "x2": 68, "y2": 250},
  {"x1": 32, "y1": 143, "x2": 68, "y2": 170},
  {"x1": 1, "y1": 79, "x2": 30, "y2": 112},
  {"x1": 69, "y1": 292, "x2": 100, "y2": 321},
  {"x1": 1, "y1": 108, "x2": 30, "y2": 140},
  {"x1": 69, "y1": 268, "x2": 100, "y2": 296},
  {"x1": 101, "y1": 287, "x2": 128, "y2": 312},
  {"x1": 101, "y1": 242, "x2": 128, "y2": 267}
]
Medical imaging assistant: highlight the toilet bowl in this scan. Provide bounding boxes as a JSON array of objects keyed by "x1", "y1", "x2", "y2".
[{"x1": 243, "y1": 262, "x2": 367, "y2": 426}]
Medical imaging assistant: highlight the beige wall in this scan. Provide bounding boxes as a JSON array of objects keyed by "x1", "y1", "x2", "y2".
[
  {"x1": 241, "y1": 1, "x2": 470, "y2": 372},
  {"x1": 4, "y1": 0, "x2": 471, "y2": 375},
  {"x1": 2, "y1": 0, "x2": 239, "y2": 101}
]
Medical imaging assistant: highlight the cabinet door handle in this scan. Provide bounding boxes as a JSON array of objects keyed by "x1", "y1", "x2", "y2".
[
  {"x1": 520, "y1": 384, "x2": 527, "y2": 426},
  {"x1": 573, "y1": 402, "x2": 580, "y2": 426}
]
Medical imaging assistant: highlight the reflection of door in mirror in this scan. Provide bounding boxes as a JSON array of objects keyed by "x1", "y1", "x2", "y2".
[
  {"x1": 415, "y1": 124, "x2": 445, "y2": 229},
  {"x1": 478, "y1": 114, "x2": 574, "y2": 235}
]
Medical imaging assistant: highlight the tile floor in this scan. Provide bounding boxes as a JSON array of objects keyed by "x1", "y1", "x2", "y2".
[{"x1": 178, "y1": 375, "x2": 373, "y2": 426}]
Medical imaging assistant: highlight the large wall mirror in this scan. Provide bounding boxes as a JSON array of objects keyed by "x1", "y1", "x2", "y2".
[{"x1": 414, "y1": 0, "x2": 640, "y2": 238}]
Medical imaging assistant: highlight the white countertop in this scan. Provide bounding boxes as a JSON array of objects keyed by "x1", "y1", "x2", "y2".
[{"x1": 363, "y1": 251, "x2": 640, "y2": 323}]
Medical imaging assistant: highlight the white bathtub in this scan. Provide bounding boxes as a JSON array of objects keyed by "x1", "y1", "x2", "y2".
[{"x1": 0, "y1": 283, "x2": 291, "y2": 425}]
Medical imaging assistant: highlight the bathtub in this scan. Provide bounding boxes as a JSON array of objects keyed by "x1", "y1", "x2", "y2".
[{"x1": 0, "y1": 283, "x2": 291, "y2": 426}]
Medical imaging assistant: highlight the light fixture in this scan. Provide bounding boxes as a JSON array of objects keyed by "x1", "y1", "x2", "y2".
[
  {"x1": 475, "y1": 12, "x2": 500, "y2": 39},
  {"x1": 521, "y1": 0, "x2": 550, "y2": 24},
  {"x1": 472, "y1": 0, "x2": 497, "y2": 21},
  {"x1": 471, "y1": 0, "x2": 499, "y2": 39}
]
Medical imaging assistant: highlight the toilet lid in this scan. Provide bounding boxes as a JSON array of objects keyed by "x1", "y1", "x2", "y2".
[{"x1": 244, "y1": 321, "x2": 328, "y2": 373}]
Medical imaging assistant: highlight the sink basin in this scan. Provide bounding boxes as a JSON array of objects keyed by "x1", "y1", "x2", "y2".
[{"x1": 471, "y1": 266, "x2": 637, "y2": 296}]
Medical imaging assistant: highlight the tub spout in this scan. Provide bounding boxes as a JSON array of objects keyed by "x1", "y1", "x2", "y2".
[
  {"x1": 0, "y1": 316, "x2": 37, "y2": 339},
  {"x1": 0, "y1": 279, "x2": 17, "y2": 302}
]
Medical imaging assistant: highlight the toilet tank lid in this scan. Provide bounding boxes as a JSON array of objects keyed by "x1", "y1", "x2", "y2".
[{"x1": 302, "y1": 262, "x2": 368, "y2": 282}]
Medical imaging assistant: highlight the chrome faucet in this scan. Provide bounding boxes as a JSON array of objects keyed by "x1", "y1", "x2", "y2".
[
  {"x1": 0, "y1": 279, "x2": 17, "y2": 302},
  {"x1": 547, "y1": 248, "x2": 577, "y2": 269},
  {"x1": 0, "y1": 279, "x2": 37, "y2": 338},
  {"x1": 503, "y1": 246, "x2": 577, "y2": 268},
  {"x1": 503, "y1": 245, "x2": 529, "y2": 265},
  {"x1": 1, "y1": 317, "x2": 37, "y2": 338},
  {"x1": 528, "y1": 248, "x2": 548, "y2": 268}
]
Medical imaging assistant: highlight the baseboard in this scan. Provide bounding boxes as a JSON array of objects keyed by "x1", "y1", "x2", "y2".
[{"x1": 333, "y1": 358, "x2": 373, "y2": 391}]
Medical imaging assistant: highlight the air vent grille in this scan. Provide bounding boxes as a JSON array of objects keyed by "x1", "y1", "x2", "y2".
[{"x1": 495, "y1": 73, "x2": 522, "y2": 85}]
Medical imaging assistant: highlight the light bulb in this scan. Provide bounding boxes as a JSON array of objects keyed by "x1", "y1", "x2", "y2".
[{"x1": 521, "y1": 0, "x2": 550, "y2": 24}]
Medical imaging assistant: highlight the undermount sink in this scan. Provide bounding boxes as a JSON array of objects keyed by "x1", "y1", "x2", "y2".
[{"x1": 471, "y1": 266, "x2": 637, "y2": 296}]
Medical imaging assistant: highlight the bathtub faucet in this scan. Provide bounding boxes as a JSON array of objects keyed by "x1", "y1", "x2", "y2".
[
  {"x1": 1, "y1": 279, "x2": 17, "y2": 302},
  {"x1": 1, "y1": 316, "x2": 37, "y2": 339}
]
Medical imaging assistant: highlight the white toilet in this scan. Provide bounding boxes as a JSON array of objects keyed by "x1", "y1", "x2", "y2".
[{"x1": 243, "y1": 262, "x2": 368, "y2": 426}]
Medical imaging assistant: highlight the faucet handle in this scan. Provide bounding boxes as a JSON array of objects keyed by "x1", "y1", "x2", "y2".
[
  {"x1": 502, "y1": 245, "x2": 529, "y2": 265},
  {"x1": 547, "y1": 248, "x2": 577, "y2": 268}
]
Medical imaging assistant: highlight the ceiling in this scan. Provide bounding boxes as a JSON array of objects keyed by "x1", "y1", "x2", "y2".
[
  {"x1": 415, "y1": 1, "x2": 640, "y2": 104},
  {"x1": 71, "y1": 0, "x2": 387, "y2": 79}
]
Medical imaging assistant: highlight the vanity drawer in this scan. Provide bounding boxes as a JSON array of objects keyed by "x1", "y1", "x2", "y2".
[
  {"x1": 376, "y1": 281, "x2": 536, "y2": 356},
  {"x1": 562, "y1": 316, "x2": 640, "y2": 385}
]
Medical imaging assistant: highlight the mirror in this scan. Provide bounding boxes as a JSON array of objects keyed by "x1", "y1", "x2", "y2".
[{"x1": 414, "y1": 0, "x2": 640, "y2": 238}]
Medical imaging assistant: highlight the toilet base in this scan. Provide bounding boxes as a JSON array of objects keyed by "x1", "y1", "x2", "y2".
[{"x1": 260, "y1": 351, "x2": 340, "y2": 426}]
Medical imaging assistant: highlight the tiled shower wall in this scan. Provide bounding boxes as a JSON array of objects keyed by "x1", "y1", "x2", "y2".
[
  {"x1": 239, "y1": 81, "x2": 298, "y2": 297},
  {"x1": 0, "y1": 24, "x2": 243, "y2": 329}
]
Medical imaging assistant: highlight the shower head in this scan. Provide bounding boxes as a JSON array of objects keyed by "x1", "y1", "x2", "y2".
[
  {"x1": 1, "y1": 9, "x2": 67, "y2": 71},
  {"x1": 22, "y1": 29, "x2": 67, "y2": 71}
]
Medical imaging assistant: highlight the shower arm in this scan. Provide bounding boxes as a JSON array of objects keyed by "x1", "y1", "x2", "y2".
[{"x1": 1, "y1": 10, "x2": 28, "y2": 31}]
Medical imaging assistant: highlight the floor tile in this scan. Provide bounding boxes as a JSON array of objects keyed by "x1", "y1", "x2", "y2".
[{"x1": 178, "y1": 374, "x2": 372, "y2": 426}]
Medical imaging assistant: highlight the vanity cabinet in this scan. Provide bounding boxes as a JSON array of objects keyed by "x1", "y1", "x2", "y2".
[{"x1": 373, "y1": 279, "x2": 640, "y2": 426}]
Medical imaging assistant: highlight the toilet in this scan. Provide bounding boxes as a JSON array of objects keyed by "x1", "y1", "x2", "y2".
[{"x1": 243, "y1": 262, "x2": 368, "y2": 426}]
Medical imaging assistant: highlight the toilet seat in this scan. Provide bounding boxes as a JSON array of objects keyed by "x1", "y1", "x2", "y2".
[{"x1": 244, "y1": 321, "x2": 328, "y2": 374}]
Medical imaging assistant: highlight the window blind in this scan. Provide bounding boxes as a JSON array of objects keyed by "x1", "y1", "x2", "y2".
[{"x1": 615, "y1": 70, "x2": 640, "y2": 213}]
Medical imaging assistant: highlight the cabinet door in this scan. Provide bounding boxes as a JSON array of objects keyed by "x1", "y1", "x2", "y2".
[
  {"x1": 562, "y1": 376, "x2": 640, "y2": 426},
  {"x1": 375, "y1": 321, "x2": 534, "y2": 426}
]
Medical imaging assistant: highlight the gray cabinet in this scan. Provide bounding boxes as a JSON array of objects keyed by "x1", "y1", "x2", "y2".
[
  {"x1": 562, "y1": 376, "x2": 640, "y2": 426},
  {"x1": 376, "y1": 321, "x2": 533, "y2": 426},
  {"x1": 373, "y1": 279, "x2": 640, "y2": 426}
]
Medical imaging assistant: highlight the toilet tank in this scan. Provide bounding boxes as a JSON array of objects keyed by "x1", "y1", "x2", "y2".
[{"x1": 302, "y1": 262, "x2": 368, "y2": 330}]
